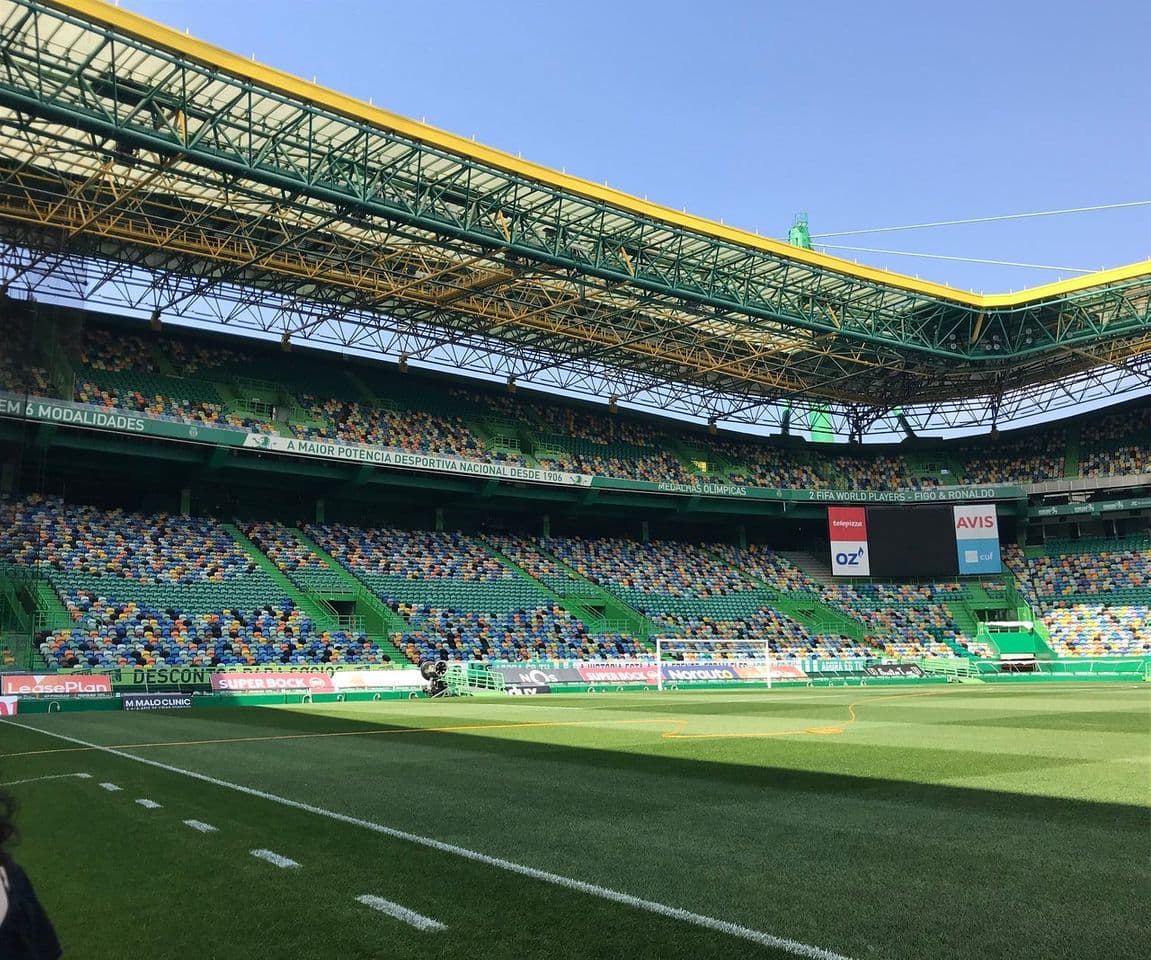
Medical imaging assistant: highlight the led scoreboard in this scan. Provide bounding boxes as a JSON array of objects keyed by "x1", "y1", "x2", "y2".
[{"x1": 828, "y1": 505, "x2": 1001, "y2": 578}]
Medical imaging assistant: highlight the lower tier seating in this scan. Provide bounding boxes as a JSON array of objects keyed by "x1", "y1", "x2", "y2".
[
  {"x1": 387, "y1": 602, "x2": 645, "y2": 663},
  {"x1": 40, "y1": 591, "x2": 385, "y2": 669}
]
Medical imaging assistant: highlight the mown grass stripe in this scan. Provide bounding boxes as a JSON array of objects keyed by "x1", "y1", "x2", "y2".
[{"x1": 2, "y1": 719, "x2": 855, "y2": 960}]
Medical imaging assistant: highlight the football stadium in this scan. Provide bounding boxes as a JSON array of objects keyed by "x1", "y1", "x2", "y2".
[{"x1": 0, "y1": 1, "x2": 1148, "y2": 958}]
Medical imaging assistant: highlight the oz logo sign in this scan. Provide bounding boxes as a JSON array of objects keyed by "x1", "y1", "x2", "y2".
[
  {"x1": 835, "y1": 546, "x2": 866, "y2": 567},
  {"x1": 830, "y1": 540, "x2": 870, "y2": 576}
]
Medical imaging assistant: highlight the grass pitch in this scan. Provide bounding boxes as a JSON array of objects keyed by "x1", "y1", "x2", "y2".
[{"x1": 2, "y1": 683, "x2": 1148, "y2": 960}]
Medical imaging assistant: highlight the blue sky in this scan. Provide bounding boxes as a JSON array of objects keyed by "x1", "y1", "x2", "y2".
[{"x1": 123, "y1": 0, "x2": 1150, "y2": 293}]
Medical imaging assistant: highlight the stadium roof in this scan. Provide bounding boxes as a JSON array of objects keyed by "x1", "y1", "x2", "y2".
[{"x1": 0, "y1": 0, "x2": 1148, "y2": 436}]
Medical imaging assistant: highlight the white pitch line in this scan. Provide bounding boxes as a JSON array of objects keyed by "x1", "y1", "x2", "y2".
[
  {"x1": 356, "y1": 895, "x2": 446, "y2": 932},
  {"x1": 183, "y1": 819, "x2": 218, "y2": 834},
  {"x1": 0, "y1": 720, "x2": 854, "y2": 960},
  {"x1": 250, "y1": 849, "x2": 300, "y2": 869},
  {"x1": 0, "y1": 772, "x2": 91, "y2": 787},
  {"x1": 135, "y1": 798, "x2": 162, "y2": 809},
  {"x1": 98, "y1": 782, "x2": 122, "y2": 792}
]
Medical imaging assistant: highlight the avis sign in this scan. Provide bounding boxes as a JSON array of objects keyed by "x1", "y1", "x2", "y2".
[
  {"x1": 828, "y1": 506, "x2": 870, "y2": 576},
  {"x1": 953, "y1": 505, "x2": 1001, "y2": 574}
]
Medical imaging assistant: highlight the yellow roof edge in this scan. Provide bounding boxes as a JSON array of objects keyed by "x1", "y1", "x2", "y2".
[{"x1": 47, "y1": 1, "x2": 1151, "y2": 310}]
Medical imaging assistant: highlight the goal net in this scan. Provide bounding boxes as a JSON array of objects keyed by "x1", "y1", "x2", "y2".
[{"x1": 653, "y1": 636, "x2": 775, "y2": 692}]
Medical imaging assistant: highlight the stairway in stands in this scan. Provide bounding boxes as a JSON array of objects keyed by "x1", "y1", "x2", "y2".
[
  {"x1": 479, "y1": 537, "x2": 656, "y2": 645},
  {"x1": 227, "y1": 524, "x2": 408, "y2": 662},
  {"x1": 775, "y1": 550, "x2": 839, "y2": 588},
  {"x1": 286, "y1": 527, "x2": 410, "y2": 652}
]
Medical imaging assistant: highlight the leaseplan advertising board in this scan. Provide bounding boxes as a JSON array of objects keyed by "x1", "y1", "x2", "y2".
[
  {"x1": 828, "y1": 506, "x2": 870, "y2": 575},
  {"x1": 953, "y1": 505, "x2": 1002, "y2": 574}
]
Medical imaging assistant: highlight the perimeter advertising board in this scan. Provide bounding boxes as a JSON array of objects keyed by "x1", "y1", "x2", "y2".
[
  {"x1": 122, "y1": 692, "x2": 194, "y2": 711},
  {"x1": 210, "y1": 672, "x2": 336, "y2": 694},
  {"x1": 1, "y1": 674, "x2": 113, "y2": 696},
  {"x1": 0, "y1": 696, "x2": 17, "y2": 716}
]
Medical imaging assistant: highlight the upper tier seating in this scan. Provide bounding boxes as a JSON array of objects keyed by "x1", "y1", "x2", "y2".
[
  {"x1": 292, "y1": 395, "x2": 520, "y2": 463},
  {"x1": 825, "y1": 455, "x2": 938, "y2": 491},
  {"x1": 165, "y1": 339, "x2": 261, "y2": 376},
  {"x1": 75, "y1": 375, "x2": 274, "y2": 434},
  {"x1": 79, "y1": 327, "x2": 157, "y2": 372},
  {"x1": 961, "y1": 432, "x2": 1065, "y2": 484},
  {"x1": 0, "y1": 321, "x2": 52, "y2": 396},
  {"x1": 1081, "y1": 444, "x2": 1151, "y2": 478},
  {"x1": 698, "y1": 439, "x2": 824, "y2": 489},
  {"x1": 23, "y1": 318, "x2": 1151, "y2": 491},
  {"x1": 1079, "y1": 403, "x2": 1151, "y2": 477}
]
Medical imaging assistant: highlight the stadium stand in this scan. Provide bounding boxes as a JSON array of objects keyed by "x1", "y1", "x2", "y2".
[
  {"x1": 15, "y1": 319, "x2": 1151, "y2": 491},
  {"x1": 303, "y1": 523, "x2": 644, "y2": 661},
  {"x1": 960, "y1": 431, "x2": 1066, "y2": 484},
  {"x1": 544, "y1": 536, "x2": 764, "y2": 602},
  {"x1": 240, "y1": 520, "x2": 349, "y2": 593},
  {"x1": 820, "y1": 582, "x2": 968, "y2": 659},
  {"x1": 653, "y1": 608, "x2": 871, "y2": 661},
  {"x1": 291, "y1": 395, "x2": 518, "y2": 462},
  {"x1": 0, "y1": 321, "x2": 52, "y2": 396},
  {"x1": 543, "y1": 536, "x2": 866, "y2": 659},
  {"x1": 387, "y1": 604, "x2": 645, "y2": 663},
  {"x1": 0, "y1": 496, "x2": 380, "y2": 668},
  {"x1": 1004, "y1": 541, "x2": 1151, "y2": 656}
]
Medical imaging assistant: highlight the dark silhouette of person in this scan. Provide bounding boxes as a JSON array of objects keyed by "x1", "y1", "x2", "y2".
[{"x1": 0, "y1": 788, "x2": 62, "y2": 958}]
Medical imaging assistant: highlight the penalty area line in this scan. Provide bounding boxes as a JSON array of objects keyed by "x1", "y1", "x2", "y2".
[
  {"x1": 0, "y1": 772, "x2": 91, "y2": 787},
  {"x1": 0, "y1": 720, "x2": 854, "y2": 960}
]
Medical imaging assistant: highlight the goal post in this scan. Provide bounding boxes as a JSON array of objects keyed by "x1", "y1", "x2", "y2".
[{"x1": 653, "y1": 636, "x2": 773, "y2": 691}]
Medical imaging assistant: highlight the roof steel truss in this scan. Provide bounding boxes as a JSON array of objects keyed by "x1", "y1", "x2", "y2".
[{"x1": 0, "y1": 0, "x2": 1147, "y2": 438}]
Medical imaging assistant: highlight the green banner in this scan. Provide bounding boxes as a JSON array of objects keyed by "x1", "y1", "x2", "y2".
[
  {"x1": 1030, "y1": 496, "x2": 1151, "y2": 518},
  {"x1": 0, "y1": 394, "x2": 245, "y2": 447},
  {"x1": 591, "y1": 475, "x2": 1020, "y2": 503}
]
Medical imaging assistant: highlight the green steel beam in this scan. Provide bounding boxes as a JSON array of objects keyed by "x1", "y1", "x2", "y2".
[{"x1": 0, "y1": 0, "x2": 1146, "y2": 424}]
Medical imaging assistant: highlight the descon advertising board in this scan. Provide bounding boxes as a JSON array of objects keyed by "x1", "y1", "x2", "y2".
[
  {"x1": 953, "y1": 505, "x2": 1002, "y2": 574},
  {"x1": 828, "y1": 506, "x2": 870, "y2": 576}
]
